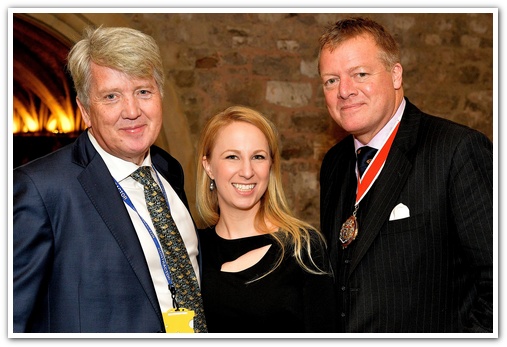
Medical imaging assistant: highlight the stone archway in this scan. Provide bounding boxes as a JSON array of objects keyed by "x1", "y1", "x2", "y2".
[{"x1": 13, "y1": 12, "x2": 197, "y2": 215}]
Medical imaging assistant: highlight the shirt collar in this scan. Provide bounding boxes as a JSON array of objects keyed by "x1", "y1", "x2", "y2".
[
  {"x1": 354, "y1": 98, "x2": 406, "y2": 153},
  {"x1": 87, "y1": 131, "x2": 153, "y2": 182}
]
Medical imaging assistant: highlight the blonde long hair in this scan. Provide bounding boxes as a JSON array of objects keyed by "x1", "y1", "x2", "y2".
[{"x1": 196, "y1": 105, "x2": 329, "y2": 278}]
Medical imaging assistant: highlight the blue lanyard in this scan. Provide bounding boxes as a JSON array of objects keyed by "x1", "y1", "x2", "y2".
[{"x1": 113, "y1": 167, "x2": 181, "y2": 307}]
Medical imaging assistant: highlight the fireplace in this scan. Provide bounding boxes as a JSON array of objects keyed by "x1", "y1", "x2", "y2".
[{"x1": 13, "y1": 14, "x2": 86, "y2": 168}]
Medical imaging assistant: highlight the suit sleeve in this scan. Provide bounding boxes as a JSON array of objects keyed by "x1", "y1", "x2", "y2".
[
  {"x1": 449, "y1": 131, "x2": 493, "y2": 332},
  {"x1": 13, "y1": 169, "x2": 54, "y2": 333}
]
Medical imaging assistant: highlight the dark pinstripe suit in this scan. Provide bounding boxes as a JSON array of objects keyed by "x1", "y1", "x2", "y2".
[{"x1": 320, "y1": 98, "x2": 493, "y2": 333}]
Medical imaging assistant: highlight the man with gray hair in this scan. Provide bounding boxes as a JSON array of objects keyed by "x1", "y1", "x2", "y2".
[{"x1": 13, "y1": 26, "x2": 206, "y2": 333}]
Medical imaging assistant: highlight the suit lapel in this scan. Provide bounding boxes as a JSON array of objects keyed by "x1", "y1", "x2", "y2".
[
  {"x1": 151, "y1": 147, "x2": 187, "y2": 206},
  {"x1": 320, "y1": 137, "x2": 357, "y2": 267},
  {"x1": 349, "y1": 101, "x2": 421, "y2": 275},
  {"x1": 334, "y1": 155, "x2": 358, "y2": 243},
  {"x1": 73, "y1": 133, "x2": 163, "y2": 321}
]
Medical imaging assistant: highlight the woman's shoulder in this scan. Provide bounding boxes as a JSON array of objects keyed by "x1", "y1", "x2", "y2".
[
  {"x1": 197, "y1": 226, "x2": 219, "y2": 246},
  {"x1": 197, "y1": 226, "x2": 215, "y2": 238}
]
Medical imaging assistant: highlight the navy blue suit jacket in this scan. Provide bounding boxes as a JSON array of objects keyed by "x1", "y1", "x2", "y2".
[
  {"x1": 13, "y1": 130, "x2": 197, "y2": 333},
  {"x1": 320, "y1": 98, "x2": 493, "y2": 333}
]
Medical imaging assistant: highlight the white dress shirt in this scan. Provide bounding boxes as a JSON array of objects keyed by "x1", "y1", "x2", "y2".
[
  {"x1": 354, "y1": 98, "x2": 406, "y2": 175},
  {"x1": 87, "y1": 132, "x2": 200, "y2": 313}
]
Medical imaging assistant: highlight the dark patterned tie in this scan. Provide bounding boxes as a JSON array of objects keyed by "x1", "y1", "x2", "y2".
[
  {"x1": 131, "y1": 166, "x2": 207, "y2": 333},
  {"x1": 356, "y1": 146, "x2": 378, "y2": 178}
]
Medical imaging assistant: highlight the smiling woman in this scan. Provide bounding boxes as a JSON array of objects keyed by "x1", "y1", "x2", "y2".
[
  {"x1": 194, "y1": 105, "x2": 337, "y2": 333},
  {"x1": 202, "y1": 121, "x2": 272, "y2": 225}
]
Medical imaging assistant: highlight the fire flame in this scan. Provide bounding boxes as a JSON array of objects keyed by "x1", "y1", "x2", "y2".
[
  {"x1": 13, "y1": 96, "x2": 79, "y2": 134},
  {"x1": 13, "y1": 63, "x2": 84, "y2": 134}
]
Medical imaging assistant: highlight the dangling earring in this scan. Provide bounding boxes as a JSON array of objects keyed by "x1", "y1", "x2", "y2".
[{"x1": 209, "y1": 180, "x2": 215, "y2": 191}]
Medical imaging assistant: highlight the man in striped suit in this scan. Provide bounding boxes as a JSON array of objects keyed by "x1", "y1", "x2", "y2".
[{"x1": 318, "y1": 17, "x2": 493, "y2": 333}]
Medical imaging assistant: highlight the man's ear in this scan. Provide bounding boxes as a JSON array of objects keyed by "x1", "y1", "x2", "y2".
[
  {"x1": 392, "y1": 63, "x2": 403, "y2": 90},
  {"x1": 76, "y1": 97, "x2": 92, "y2": 128}
]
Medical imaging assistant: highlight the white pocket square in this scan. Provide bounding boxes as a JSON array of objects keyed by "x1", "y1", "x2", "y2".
[{"x1": 389, "y1": 203, "x2": 410, "y2": 221}]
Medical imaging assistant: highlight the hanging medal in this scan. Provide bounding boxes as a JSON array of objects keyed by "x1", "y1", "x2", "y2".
[
  {"x1": 339, "y1": 205, "x2": 359, "y2": 248},
  {"x1": 339, "y1": 121, "x2": 401, "y2": 249}
]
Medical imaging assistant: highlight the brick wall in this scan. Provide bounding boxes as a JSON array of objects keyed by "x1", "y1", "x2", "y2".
[{"x1": 26, "y1": 11, "x2": 494, "y2": 229}]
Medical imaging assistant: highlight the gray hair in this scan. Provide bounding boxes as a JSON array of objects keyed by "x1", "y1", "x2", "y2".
[{"x1": 67, "y1": 26, "x2": 165, "y2": 109}]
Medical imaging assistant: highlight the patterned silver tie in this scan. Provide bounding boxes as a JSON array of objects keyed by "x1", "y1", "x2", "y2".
[{"x1": 131, "y1": 166, "x2": 207, "y2": 333}]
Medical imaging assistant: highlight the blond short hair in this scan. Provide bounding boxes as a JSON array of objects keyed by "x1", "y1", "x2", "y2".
[
  {"x1": 318, "y1": 16, "x2": 400, "y2": 72},
  {"x1": 67, "y1": 26, "x2": 164, "y2": 109}
]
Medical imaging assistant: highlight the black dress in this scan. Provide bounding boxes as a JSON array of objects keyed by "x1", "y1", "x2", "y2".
[{"x1": 198, "y1": 227, "x2": 337, "y2": 333}]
